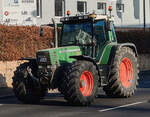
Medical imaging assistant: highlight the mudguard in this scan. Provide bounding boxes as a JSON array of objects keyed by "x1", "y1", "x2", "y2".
[
  {"x1": 70, "y1": 55, "x2": 101, "y2": 77},
  {"x1": 108, "y1": 43, "x2": 138, "y2": 65},
  {"x1": 117, "y1": 43, "x2": 138, "y2": 56}
]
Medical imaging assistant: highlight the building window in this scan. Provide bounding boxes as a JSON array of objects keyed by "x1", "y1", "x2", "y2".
[
  {"x1": 55, "y1": 0, "x2": 64, "y2": 16},
  {"x1": 116, "y1": 3, "x2": 124, "y2": 12},
  {"x1": 36, "y1": 0, "x2": 42, "y2": 17},
  {"x1": 14, "y1": 0, "x2": 19, "y2": 3},
  {"x1": 77, "y1": 1, "x2": 87, "y2": 14},
  {"x1": 133, "y1": 0, "x2": 140, "y2": 19},
  {"x1": 97, "y1": 2, "x2": 106, "y2": 15}
]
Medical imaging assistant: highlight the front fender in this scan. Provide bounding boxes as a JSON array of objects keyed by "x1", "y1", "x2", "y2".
[
  {"x1": 70, "y1": 55, "x2": 100, "y2": 78},
  {"x1": 70, "y1": 55, "x2": 95, "y2": 63}
]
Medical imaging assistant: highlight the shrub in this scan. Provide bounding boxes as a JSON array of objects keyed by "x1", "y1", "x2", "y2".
[
  {"x1": 0, "y1": 25, "x2": 150, "y2": 61},
  {"x1": 116, "y1": 29, "x2": 150, "y2": 54},
  {"x1": 0, "y1": 25, "x2": 54, "y2": 61}
]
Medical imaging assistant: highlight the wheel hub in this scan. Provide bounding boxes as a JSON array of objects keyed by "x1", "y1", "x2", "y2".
[
  {"x1": 80, "y1": 71, "x2": 94, "y2": 97},
  {"x1": 80, "y1": 80, "x2": 86, "y2": 88},
  {"x1": 120, "y1": 57, "x2": 133, "y2": 88}
]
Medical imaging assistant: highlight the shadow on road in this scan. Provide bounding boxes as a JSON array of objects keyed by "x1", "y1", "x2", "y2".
[{"x1": 0, "y1": 92, "x2": 71, "y2": 107}]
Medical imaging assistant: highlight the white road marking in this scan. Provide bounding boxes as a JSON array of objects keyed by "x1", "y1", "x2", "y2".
[{"x1": 99, "y1": 101, "x2": 147, "y2": 112}]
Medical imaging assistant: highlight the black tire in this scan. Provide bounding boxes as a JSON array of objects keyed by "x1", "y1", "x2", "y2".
[
  {"x1": 40, "y1": 84, "x2": 48, "y2": 98},
  {"x1": 103, "y1": 47, "x2": 139, "y2": 98},
  {"x1": 59, "y1": 60, "x2": 99, "y2": 106},
  {"x1": 12, "y1": 62, "x2": 47, "y2": 104}
]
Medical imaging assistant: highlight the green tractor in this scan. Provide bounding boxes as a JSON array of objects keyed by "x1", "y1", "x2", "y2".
[{"x1": 12, "y1": 13, "x2": 139, "y2": 106}]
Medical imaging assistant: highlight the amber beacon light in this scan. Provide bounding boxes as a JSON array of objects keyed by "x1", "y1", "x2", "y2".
[
  {"x1": 108, "y1": 6, "x2": 113, "y2": 11},
  {"x1": 67, "y1": 10, "x2": 71, "y2": 16}
]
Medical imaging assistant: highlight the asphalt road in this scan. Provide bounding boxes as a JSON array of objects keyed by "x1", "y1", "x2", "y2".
[{"x1": 0, "y1": 73, "x2": 150, "y2": 117}]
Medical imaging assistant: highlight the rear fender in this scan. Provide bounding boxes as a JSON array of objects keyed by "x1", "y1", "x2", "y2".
[
  {"x1": 108, "y1": 43, "x2": 138, "y2": 65},
  {"x1": 117, "y1": 43, "x2": 138, "y2": 57}
]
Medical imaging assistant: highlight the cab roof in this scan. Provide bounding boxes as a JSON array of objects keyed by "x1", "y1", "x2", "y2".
[{"x1": 60, "y1": 14, "x2": 114, "y2": 23}]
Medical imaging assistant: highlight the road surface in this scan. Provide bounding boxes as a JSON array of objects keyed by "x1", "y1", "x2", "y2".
[{"x1": 0, "y1": 72, "x2": 150, "y2": 117}]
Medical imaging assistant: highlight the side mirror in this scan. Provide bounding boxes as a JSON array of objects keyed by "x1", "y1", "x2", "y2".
[
  {"x1": 106, "y1": 21, "x2": 113, "y2": 31},
  {"x1": 40, "y1": 27, "x2": 44, "y2": 37}
]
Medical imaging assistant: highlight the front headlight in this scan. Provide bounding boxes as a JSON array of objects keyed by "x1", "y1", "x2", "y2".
[{"x1": 36, "y1": 51, "x2": 50, "y2": 65}]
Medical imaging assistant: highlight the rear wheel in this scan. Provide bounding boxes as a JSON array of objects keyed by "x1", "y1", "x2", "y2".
[
  {"x1": 59, "y1": 61, "x2": 99, "y2": 106},
  {"x1": 103, "y1": 47, "x2": 139, "y2": 97}
]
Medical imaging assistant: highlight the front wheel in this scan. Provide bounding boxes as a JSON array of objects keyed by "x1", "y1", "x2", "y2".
[
  {"x1": 12, "y1": 62, "x2": 47, "y2": 104},
  {"x1": 59, "y1": 61, "x2": 99, "y2": 106}
]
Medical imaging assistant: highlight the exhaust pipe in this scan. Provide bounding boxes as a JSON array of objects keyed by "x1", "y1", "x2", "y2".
[
  {"x1": 52, "y1": 18, "x2": 58, "y2": 48},
  {"x1": 40, "y1": 19, "x2": 58, "y2": 48}
]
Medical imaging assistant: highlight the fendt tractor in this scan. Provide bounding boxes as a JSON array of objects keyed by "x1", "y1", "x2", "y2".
[{"x1": 12, "y1": 7, "x2": 139, "y2": 106}]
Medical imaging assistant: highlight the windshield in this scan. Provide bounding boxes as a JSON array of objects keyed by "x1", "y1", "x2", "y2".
[{"x1": 60, "y1": 22, "x2": 92, "y2": 46}]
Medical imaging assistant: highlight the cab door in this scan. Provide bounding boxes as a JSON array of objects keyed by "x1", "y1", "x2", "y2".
[{"x1": 94, "y1": 20, "x2": 108, "y2": 62}]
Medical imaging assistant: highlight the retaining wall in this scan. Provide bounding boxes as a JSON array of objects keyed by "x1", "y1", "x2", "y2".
[
  {"x1": 0, "y1": 61, "x2": 25, "y2": 88},
  {"x1": 0, "y1": 54, "x2": 150, "y2": 88}
]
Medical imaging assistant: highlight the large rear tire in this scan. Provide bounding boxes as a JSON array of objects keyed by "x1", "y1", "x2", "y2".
[
  {"x1": 12, "y1": 62, "x2": 47, "y2": 104},
  {"x1": 59, "y1": 61, "x2": 99, "y2": 106},
  {"x1": 103, "y1": 47, "x2": 139, "y2": 97}
]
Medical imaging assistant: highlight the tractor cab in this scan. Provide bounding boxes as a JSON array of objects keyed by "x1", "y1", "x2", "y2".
[{"x1": 59, "y1": 14, "x2": 117, "y2": 60}]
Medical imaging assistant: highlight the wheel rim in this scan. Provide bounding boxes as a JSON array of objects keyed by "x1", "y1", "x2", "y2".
[
  {"x1": 120, "y1": 57, "x2": 134, "y2": 88},
  {"x1": 80, "y1": 71, "x2": 94, "y2": 97}
]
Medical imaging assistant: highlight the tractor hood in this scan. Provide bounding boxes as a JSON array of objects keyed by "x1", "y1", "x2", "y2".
[{"x1": 36, "y1": 46, "x2": 82, "y2": 65}]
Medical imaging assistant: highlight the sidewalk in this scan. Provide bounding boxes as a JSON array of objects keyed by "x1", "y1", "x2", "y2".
[{"x1": 0, "y1": 88, "x2": 14, "y2": 98}]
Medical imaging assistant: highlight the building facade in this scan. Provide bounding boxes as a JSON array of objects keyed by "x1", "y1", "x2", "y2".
[
  {"x1": 0, "y1": 0, "x2": 150, "y2": 27},
  {"x1": 0, "y1": 0, "x2": 37, "y2": 25}
]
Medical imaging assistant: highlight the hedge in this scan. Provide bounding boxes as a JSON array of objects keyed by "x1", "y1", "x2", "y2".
[
  {"x1": 0, "y1": 25, "x2": 150, "y2": 61},
  {"x1": 116, "y1": 29, "x2": 150, "y2": 54},
  {"x1": 0, "y1": 25, "x2": 53, "y2": 61}
]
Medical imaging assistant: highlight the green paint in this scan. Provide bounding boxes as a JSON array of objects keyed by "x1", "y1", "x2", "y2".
[
  {"x1": 98, "y1": 42, "x2": 117, "y2": 65},
  {"x1": 108, "y1": 31, "x2": 112, "y2": 41},
  {"x1": 37, "y1": 46, "x2": 82, "y2": 65},
  {"x1": 95, "y1": 43, "x2": 106, "y2": 62}
]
